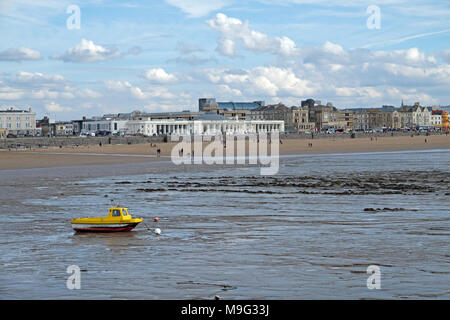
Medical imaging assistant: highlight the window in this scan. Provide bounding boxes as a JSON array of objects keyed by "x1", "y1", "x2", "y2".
[
  {"x1": 112, "y1": 209, "x2": 121, "y2": 217},
  {"x1": 122, "y1": 209, "x2": 128, "y2": 216},
  {"x1": 16, "y1": 122, "x2": 20, "y2": 128}
]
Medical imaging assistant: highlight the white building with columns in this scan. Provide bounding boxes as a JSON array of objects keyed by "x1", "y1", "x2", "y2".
[{"x1": 125, "y1": 113, "x2": 284, "y2": 136}]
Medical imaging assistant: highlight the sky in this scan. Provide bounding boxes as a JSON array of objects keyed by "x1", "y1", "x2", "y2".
[{"x1": 1, "y1": 0, "x2": 450, "y2": 120}]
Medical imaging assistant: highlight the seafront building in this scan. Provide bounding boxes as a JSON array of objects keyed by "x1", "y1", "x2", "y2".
[
  {"x1": 345, "y1": 102, "x2": 437, "y2": 131},
  {"x1": 2, "y1": 99, "x2": 448, "y2": 138},
  {"x1": 198, "y1": 98, "x2": 264, "y2": 120},
  {"x1": 431, "y1": 111, "x2": 442, "y2": 128},
  {"x1": 248, "y1": 103, "x2": 314, "y2": 133},
  {"x1": 54, "y1": 121, "x2": 74, "y2": 136},
  {"x1": 126, "y1": 112, "x2": 284, "y2": 136},
  {"x1": 80, "y1": 117, "x2": 129, "y2": 136},
  {"x1": 0, "y1": 107, "x2": 36, "y2": 136}
]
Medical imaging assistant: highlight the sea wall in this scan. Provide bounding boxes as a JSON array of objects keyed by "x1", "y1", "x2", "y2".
[
  {"x1": 1, "y1": 131, "x2": 447, "y2": 149},
  {"x1": 0, "y1": 136, "x2": 165, "y2": 150},
  {"x1": 280, "y1": 131, "x2": 447, "y2": 140}
]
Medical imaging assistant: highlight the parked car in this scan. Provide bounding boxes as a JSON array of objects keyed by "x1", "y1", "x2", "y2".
[{"x1": 96, "y1": 130, "x2": 111, "y2": 136}]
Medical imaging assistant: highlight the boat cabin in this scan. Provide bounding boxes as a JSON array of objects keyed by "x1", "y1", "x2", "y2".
[{"x1": 108, "y1": 207, "x2": 132, "y2": 220}]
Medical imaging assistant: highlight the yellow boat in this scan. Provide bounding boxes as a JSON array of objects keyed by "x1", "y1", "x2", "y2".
[{"x1": 71, "y1": 206, "x2": 143, "y2": 232}]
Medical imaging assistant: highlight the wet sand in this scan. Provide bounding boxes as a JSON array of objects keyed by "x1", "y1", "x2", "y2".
[
  {"x1": 1, "y1": 150, "x2": 449, "y2": 299},
  {"x1": 1, "y1": 134, "x2": 449, "y2": 170}
]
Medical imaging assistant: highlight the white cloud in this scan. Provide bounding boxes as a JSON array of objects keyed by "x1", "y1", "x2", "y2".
[
  {"x1": 143, "y1": 68, "x2": 178, "y2": 84},
  {"x1": 44, "y1": 101, "x2": 73, "y2": 112},
  {"x1": 104, "y1": 80, "x2": 176, "y2": 100},
  {"x1": 205, "y1": 66, "x2": 316, "y2": 97},
  {"x1": 104, "y1": 80, "x2": 132, "y2": 92},
  {"x1": 386, "y1": 87, "x2": 438, "y2": 105},
  {"x1": 0, "y1": 72, "x2": 105, "y2": 105},
  {"x1": 217, "y1": 84, "x2": 242, "y2": 97},
  {"x1": 79, "y1": 88, "x2": 102, "y2": 98},
  {"x1": 217, "y1": 38, "x2": 236, "y2": 56},
  {"x1": 0, "y1": 47, "x2": 42, "y2": 62},
  {"x1": 0, "y1": 87, "x2": 25, "y2": 100},
  {"x1": 51, "y1": 39, "x2": 122, "y2": 63},
  {"x1": 437, "y1": 49, "x2": 450, "y2": 64},
  {"x1": 30, "y1": 89, "x2": 61, "y2": 100},
  {"x1": 11, "y1": 71, "x2": 65, "y2": 85},
  {"x1": 131, "y1": 86, "x2": 177, "y2": 100},
  {"x1": 206, "y1": 13, "x2": 300, "y2": 57},
  {"x1": 334, "y1": 86, "x2": 383, "y2": 99},
  {"x1": 194, "y1": 38, "x2": 450, "y2": 107}
]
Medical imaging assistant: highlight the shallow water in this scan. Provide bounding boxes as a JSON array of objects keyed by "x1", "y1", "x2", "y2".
[{"x1": 0, "y1": 149, "x2": 449, "y2": 299}]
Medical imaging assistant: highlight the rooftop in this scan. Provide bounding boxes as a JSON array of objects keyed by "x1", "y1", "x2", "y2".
[
  {"x1": 0, "y1": 108, "x2": 34, "y2": 113},
  {"x1": 194, "y1": 112, "x2": 231, "y2": 121}
]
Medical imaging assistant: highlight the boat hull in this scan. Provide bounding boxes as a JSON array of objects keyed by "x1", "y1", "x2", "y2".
[{"x1": 72, "y1": 222, "x2": 140, "y2": 232}]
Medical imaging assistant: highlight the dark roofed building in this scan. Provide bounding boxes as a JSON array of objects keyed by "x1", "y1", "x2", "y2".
[{"x1": 199, "y1": 98, "x2": 264, "y2": 111}]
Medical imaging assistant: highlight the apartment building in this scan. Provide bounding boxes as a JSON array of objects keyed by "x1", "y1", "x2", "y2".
[{"x1": 0, "y1": 107, "x2": 36, "y2": 135}]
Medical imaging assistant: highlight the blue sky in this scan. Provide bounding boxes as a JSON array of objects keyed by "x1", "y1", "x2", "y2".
[{"x1": 1, "y1": 0, "x2": 450, "y2": 120}]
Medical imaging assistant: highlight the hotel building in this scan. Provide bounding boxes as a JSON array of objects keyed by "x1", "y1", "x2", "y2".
[
  {"x1": 125, "y1": 112, "x2": 284, "y2": 136},
  {"x1": 0, "y1": 107, "x2": 36, "y2": 136}
]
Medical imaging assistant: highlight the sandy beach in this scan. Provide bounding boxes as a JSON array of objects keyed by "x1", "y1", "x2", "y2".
[{"x1": 1, "y1": 134, "x2": 449, "y2": 170}]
